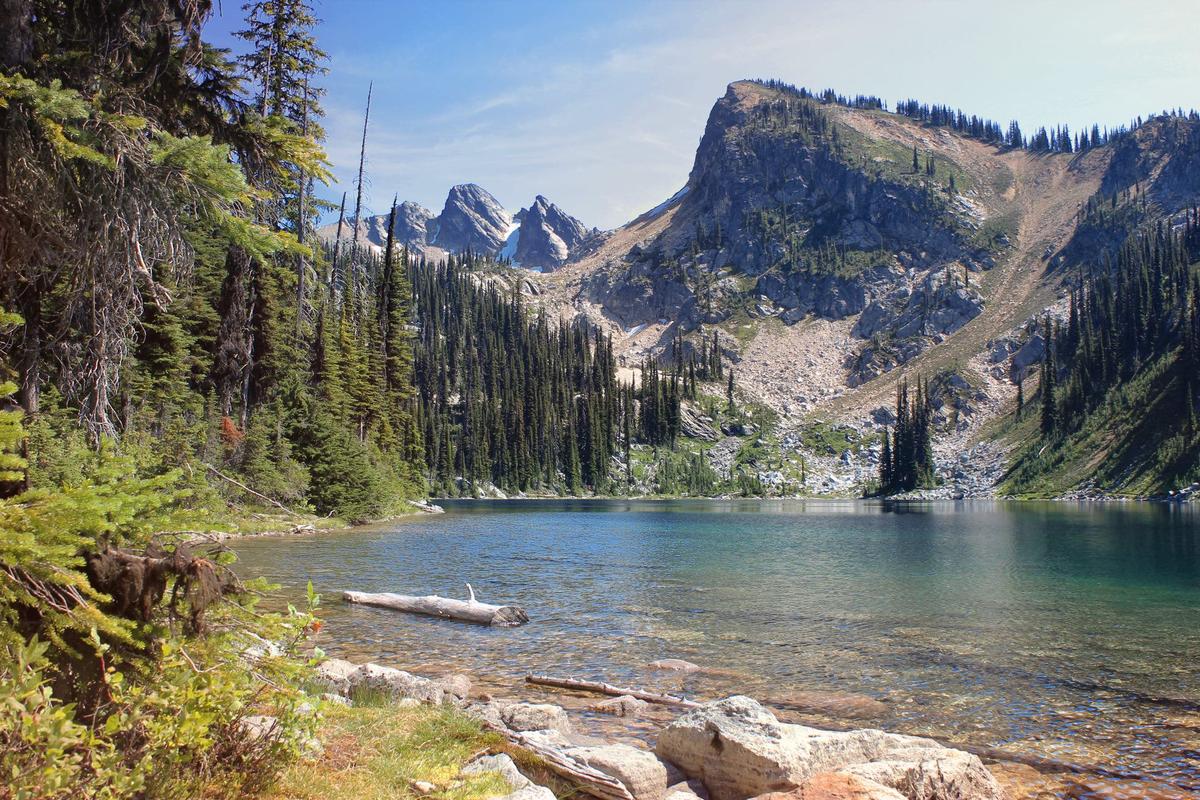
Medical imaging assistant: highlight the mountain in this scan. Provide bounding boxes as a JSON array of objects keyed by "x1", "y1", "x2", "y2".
[
  {"x1": 430, "y1": 183, "x2": 512, "y2": 253},
  {"x1": 509, "y1": 195, "x2": 593, "y2": 269},
  {"x1": 317, "y1": 185, "x2": 591, "y2": 271},
  {"x1": 528, "y1": 79, "x2": 1200, "y2": 497}
]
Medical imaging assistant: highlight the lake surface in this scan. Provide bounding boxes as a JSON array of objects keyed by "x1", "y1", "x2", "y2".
[{"x1": 232, "y1": 500, "x2": 1200, "y2": 797}]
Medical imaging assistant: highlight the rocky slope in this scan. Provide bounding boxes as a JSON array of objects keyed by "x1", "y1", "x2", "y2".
[
  {"x1": 530, "y1": 79, "x2": 1200, "y2": 497},
  {"x1": 318, "y1": 185, "x2": 592, "y2": 271}
]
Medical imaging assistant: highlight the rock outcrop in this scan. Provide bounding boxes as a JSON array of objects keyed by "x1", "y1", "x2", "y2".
[
  {"x1": 655, "y1": 696, "x2": 1002, "y2": 800},
  {"x1": 433, "y1": 183, "x2": 513, "y2": 254},
  {"x1": 513, "y1": 195, "x2": 592, "y2": 270},
  {"x1": 567, "y1": 743, "x2": 684, "y2": 800},
  {"x1": 345, "y1": 663, "x2": 445, "y2": 704}
]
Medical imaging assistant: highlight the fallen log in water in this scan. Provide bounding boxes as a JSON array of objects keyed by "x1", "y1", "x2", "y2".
[
  {"x1": 342, "y1": 584, "x2": 529, "y2": 627},
  {"x1": 525, "y1": 674, "x2": 700, "y2": 708}
]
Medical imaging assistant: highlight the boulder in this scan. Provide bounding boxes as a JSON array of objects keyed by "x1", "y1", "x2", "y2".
[
  {"x1": 465, "y1": 700, "x2": 508, "y2": 731},
  {"x1": 502, "y1": 702, "x2": 573, "y2": 734},
  {"x1": 769, "y1": 691, "x2": 888, "y2": 720},
  {"x1": 438, "y1": 673, "x2": 473, "y2": 702},
  {"x1": 462, "y1": 753, "x2": 531, "y2": 790},
  {"x1": 312, "y1": 657, "x2": 357, "y2": 696},
  {"x1": 1011, "y1": 334, "x2": 1045, "y2": 374},
  {"x1": 649, "y1": 659, "x2": 703, "y2": 673},
  {"x1": 655, "y1": 696, "x2": 1002, "y2": 800},
  {"x1": 347, "y1": 663, "x2": 445, "y2": 705},
  {"x1": 667, "y1": 779, "x2": 712, "y2": 800},
  {"x1": 567, "y1": 743, "x2": 684, "y2": 800},
  {"x1": 591, "y1": 695, "x2": 652, "y2": 717},
  {"x1": 751, "y1": 772, "x2": 904, "y2": 799},
  {"x1": 498, "y1": 785, "x2": 557, "y2": 800},
  {"x1": 844, "y1": 750, "x2": 1002, "y2": 800}
]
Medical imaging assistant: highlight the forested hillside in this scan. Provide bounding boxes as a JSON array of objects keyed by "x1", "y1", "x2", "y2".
[{"x1": 0, "y1": 0, "x2": 430, "y2": 523}]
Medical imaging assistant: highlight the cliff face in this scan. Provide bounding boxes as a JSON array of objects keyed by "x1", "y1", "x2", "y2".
[
  {"x1": 431, "y1": 184, "x2": 512, "y2": 254},
  {"x1": 578, "y1": 80, "x2": 990, "y2": 348},
  {"x1": 512, "y1": 195, "x2": 592, "y2": 270}
]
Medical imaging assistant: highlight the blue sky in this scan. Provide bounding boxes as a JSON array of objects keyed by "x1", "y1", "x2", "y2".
[{"x1": 205, "y1": 0, "x2": 1199, "y2": 230}]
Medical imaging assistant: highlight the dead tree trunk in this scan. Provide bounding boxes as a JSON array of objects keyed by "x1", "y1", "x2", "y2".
[
  {"x1": 525, "y1": 675, "x2": 700, "y2": 708},
  {"x1": 342, "y1": 584, "x2": 528, "y2": 626}
]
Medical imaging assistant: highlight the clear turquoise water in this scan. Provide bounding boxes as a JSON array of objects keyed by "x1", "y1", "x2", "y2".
[{"x1": 232, "y1": 499, "x2": 1200, "y2": 795}]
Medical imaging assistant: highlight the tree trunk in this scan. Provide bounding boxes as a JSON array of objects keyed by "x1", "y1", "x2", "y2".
[
  {"x1": 342, "y1": 584, "x2": 528, "y2": 627},
  {"x1": 524, "y1": 674, "x2": 700, "y2": 708},
  {"x1": 0, "y1": 0, "x2": 33, "y2": 70}
]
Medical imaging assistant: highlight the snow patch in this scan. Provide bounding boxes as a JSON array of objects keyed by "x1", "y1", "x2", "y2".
[
  {"x1": 640, "y1": 185, "x2": 690, "y2": 221},
  {"x1": 498, "y1": 221, "x2": 521, "y2": 261},
  {"x1": 624, "y1": 323, "x2": 648, "y2": 337}
]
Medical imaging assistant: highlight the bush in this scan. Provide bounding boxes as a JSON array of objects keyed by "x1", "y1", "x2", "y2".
[{"x1": 0, "y1": 376, "x2": 322, "y2": 798}]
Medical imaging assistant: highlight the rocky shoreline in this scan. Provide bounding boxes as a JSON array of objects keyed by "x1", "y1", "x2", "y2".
[{"x1": 304, "y1": 655, "x2": 1014, "y2": 800}]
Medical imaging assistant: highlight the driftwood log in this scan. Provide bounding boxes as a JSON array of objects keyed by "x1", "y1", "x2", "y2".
[
  {"x1": 525, "y1": 674, "x2": 700, "y2": 708},
  {"x1": 342, "y1": 584, "x2": 529, "y2": 627}
]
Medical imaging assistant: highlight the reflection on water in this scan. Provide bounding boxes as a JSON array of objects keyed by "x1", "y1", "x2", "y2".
[{"x1": 232, "y1": 499, "x2": 1200, "y2": 798}]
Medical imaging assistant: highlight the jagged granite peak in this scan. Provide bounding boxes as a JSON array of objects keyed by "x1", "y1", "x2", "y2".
[
  {"x1": 432, "y1": 183, "x2": 512, "y2": 254},
  {"x1": 512, "y1": 195, "x2": 591, "y2": 270},
  {"x1": 316, "y1": 200, "x2": 436, "y2": 254}
]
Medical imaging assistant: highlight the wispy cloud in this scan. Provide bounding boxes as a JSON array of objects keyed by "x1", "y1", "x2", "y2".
[{"x1": 283, "y1": 0, "x2": 1200, "y2": 229}]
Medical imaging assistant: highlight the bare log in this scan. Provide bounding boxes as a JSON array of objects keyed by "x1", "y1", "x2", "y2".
[
  {"x1": 342, "y1": 584, "x2": 529, "y2": 627},
  {"x1": 525, "y1": 674, "x2": 700, "y2": 708}
]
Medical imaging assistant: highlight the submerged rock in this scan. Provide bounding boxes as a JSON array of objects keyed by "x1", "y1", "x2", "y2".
[
  {"x1": 649, "y1": 659, "x2": 703, "y2": 673},
  {"x1": 591, "y1": 694, "x2": 652, "y2": 717},
  {"x1": 655, "y1": 696, "x2": 1002, "y2": 800},
  {"x1": 768, "y1": 690, "x2": 888, "y2": 720}
]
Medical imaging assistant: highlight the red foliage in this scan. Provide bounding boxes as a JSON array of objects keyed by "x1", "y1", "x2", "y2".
[{"x1": 219, "y1": 416, "x2": 244, "y2": 446}]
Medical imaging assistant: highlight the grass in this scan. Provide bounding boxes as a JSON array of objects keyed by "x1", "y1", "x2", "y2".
[{"x1": 261, "y1": 701, "x2": 516, "y2": 800}]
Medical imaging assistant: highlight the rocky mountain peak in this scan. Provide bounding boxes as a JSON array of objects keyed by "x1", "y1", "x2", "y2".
[
  {"x1": 513, "y1": 195, "x2": 591, "y2": 271},
  {"x1": 433, "y1": 183, "x2": 512, "y2": 253}
]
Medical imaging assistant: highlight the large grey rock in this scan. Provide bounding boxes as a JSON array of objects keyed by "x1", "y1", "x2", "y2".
[
  {"x1": 655, "y1": 697, "x2": 1002, "y2": 800},
  {"x1": 462, "y1": 753, "x2": 531, "y2": 790},
  {"x1": 312, "y1": 657, "x2": 358, "y2": 696},
  {"x1": 501, "y1": 702, "x2": 573, "y2": 734},
  {"x1": 1011, "y1": 334, "x2": 1045, "y2": 374},
  {"x1": 666, "y1": 779, "x2": 711, "y2": 800},
  {"x1": 347, "y1": 663, "x2": 444, "y2": 704},
  {"x1": 498, "y1": 785, "x2": 557, "y2": 800},
  {"x1": 567, "y1": 743, "x2": 684, "y2": 800},
  {"x1": 750, "y1": 772, "x2": 904, "y2": 799},
  {"x1": 464, "y1": 700, "x2": 507, "y2": 730},
  {"x1": 845, "y1": 750, "x2": 1002, "y2": 800},
  {"x1": 437, "y1": 673, "x2": 473, "y2": 703}
]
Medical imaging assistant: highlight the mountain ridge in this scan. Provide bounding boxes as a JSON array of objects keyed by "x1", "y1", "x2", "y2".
[{"x1": 317, "y1": 184, "x2": 593, "y2": 271}]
